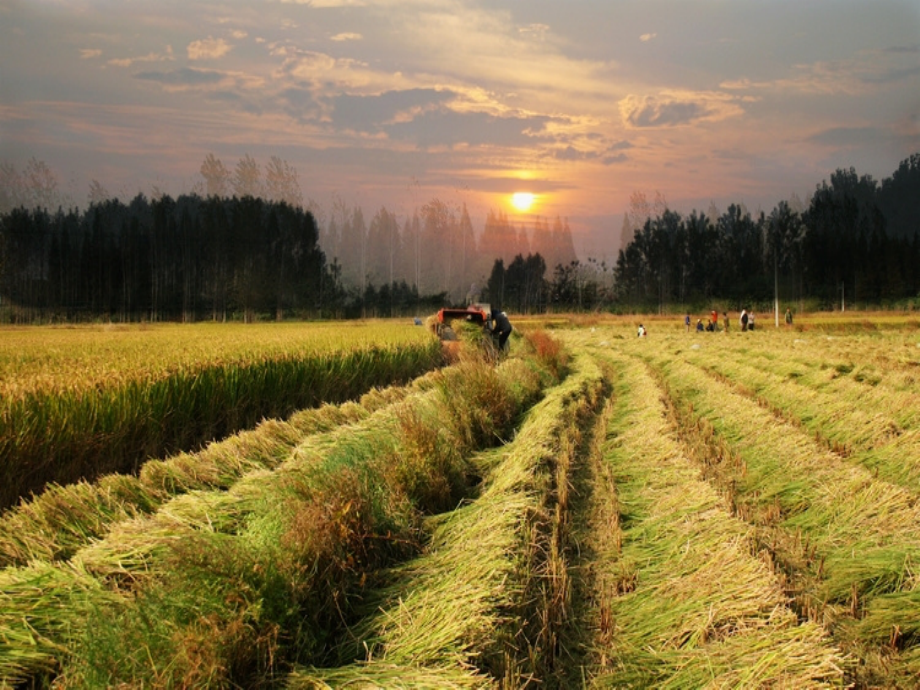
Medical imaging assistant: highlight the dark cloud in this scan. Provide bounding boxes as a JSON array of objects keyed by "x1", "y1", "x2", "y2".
[
  {"x1": 134, "y1": 67, "x2": 224, "y2": 86},
  {"x1": 331, "y1": 89, "x2": 457, "y2": 133},
  {"x1": 602, "y1": 152, "x2": 629, "y2": 165},
  {"x1": 623, "y1": 97, "x2": 710, "y2": 127},
  {"x1": 278, "y1": 87, "x2": 319, "y2": 121},
  {"x1": 807, "y1": 126, "x2": 885, "y2": 147},
  {"x1": 385, "y1": 109, "x2": 555, "y2": 148},
  {"x1": 208, "y1": 90, "x2": 264, "y2": 116},
  {"x1": 859, "y1": 64, "x2": 920, "y2": 85},
  {"x1": 554, "y1": 145, "x2": 597, "y2": 161}
]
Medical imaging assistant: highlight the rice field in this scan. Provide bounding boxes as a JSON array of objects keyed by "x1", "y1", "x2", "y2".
[
  {"x1": 2, "y1": 314, "x2": 920, "y2": 688},
  {"x1": 0, "y1": 322, "x2": 441, "y2": 510}
]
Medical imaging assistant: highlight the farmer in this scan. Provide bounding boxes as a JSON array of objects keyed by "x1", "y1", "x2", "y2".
[{"x1": 491, "y1": 308, "x2": 513, "y2": 351}]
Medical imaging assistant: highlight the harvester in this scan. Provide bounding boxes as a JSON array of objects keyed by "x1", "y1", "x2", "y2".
[{"x1": 432, "y1": 303, "x2": 505, "y2": 359}]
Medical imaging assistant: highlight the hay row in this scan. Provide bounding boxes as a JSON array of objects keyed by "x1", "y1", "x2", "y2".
[
  {"x1": 0, "y1": 386, "x2": 416, "y2": 568},
  {"x1": 0, "y1": 350, "x2": 551, "y2": 687},
  {"x1": 639, "y1": 344, "x2": 920, "y2": 684},
  {"x1": 680, "y1": 346, "x2": 920, "y2": 498},
  {"x1": 288, "y1": 347, "x2": 609, "y2": 688},
  {"x1": 582, "y1": 344, "x2": 844, "y2": 688}
]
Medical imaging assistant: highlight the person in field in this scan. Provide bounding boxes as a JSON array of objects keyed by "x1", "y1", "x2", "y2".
[
  {"x1": 785, "y1": 307, "x2": 793, "y2": 326},
  {"x1": 637, "y1": 323, "x2": 647, "y2": 337},
  {"x1": 749, "y1": 312, "x2": 755, "y2": 330},
  {"x1": 685, "y1": 313, "x2": 691, "y2": 331},
  {"x1": 696, "y1": 319, "x2": 704, "y2": 332},
  {"x1": 491, "y1": 308, "x2": 513, "y2": 351},
  {"x1": 740, "y1": 309, "x2": 749, "y2": 332},
  {"x1": 723, "y1": 312, "x2": 730, "y2": 332}
]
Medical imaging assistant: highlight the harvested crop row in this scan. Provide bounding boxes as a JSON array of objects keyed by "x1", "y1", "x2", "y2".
[
  {"x1": 706, "y1": 336, "x2": 920, "y2": 430},
  {"x1": 288, "y1": 346, "x2": 609, "y2": 688},
  {"x1": 0, "y1": 339, "x2": 443, "y2": 510},
  {"x1": 641, "y1": 346, "x2": 920, "y2": 685},
  {"x1": 0, "y1": 345, "x2": 554, "y2": 688},
  {"x1": 582, "y1": 344, "x2": 843, "y2": 688},
  {"x1": 680, "y1": 342, "x2": 920, "y2": 495},
  {"x1": 732, "y1": 333, "x2": 919, "y2": 409},
  {"x1": 0, "y1": 382, "x2": 414, "y2": 568}
]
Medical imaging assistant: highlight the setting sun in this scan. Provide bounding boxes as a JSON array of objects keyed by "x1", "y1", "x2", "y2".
[{"x1": 511, "y1": 192, "x2": 535, "y2": 212}]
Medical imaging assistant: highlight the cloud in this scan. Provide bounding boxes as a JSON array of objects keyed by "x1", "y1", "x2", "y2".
[
  {"x1": 331, "y1": 32, "x2": 363, "y2": 42},
  {"x1": 720, "y1": 47, "x2": 920, "y2": 96},
  {"x1": 330, "y1": 88, "x2": 457, "y2": 132},
  {"x1": 519, "y1": 23, "x2": 550, "y2": 40},
  {"x1": 187, "y1": 37, "x2": 232, "y2": 60},
  {"x1": 553, "y1": 145, "x2": 596, "y2": 161},
  {"x1": 640, "y1": 33, "x2": 657, "y2": 42},
  {"x1": 602, "y1": 152, "x2": 629, "y2": 165},
  {"x1": 80, "y1": 49, "x2": 102, "y2": 59},
  {"x1": 619, "y1": 92, "x2": 744, "y2": 128},
  {"x1": 107, "y1": 49, "x2": 174, "y2": 68},
  {"x1": 385, "y1": 108, "x2": 554, "y2": 149},
  {"x1": 806, "y1": 126, "x2": 886, "y2": 147},
  {"x1": 135, "y1": 67, "x2": 226, "y2": 87}
]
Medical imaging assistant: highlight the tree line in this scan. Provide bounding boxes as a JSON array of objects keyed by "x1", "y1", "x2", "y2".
[
  {"x1": 0, "y1": 192, "x2": 577, "y2": 323},
  {"x1": 613, "y1": 154, "x2": 920, "y2": 310},
  {"x1": 2, "y1": 152, "x2": 918, "y2": 321}
]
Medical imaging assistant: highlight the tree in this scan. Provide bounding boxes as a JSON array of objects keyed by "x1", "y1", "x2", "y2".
[
  {"x1": 200, "y1": 154, "x2": 231, "y2": 198},
  {"x1": 232, "y1": 154, "x2": 262, "y2": 198},
  {"x1": 264, "y1": 156, "x2": 303, "y2": 207}
]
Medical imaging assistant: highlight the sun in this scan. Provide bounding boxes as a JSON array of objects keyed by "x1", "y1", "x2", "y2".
[{"x1": 511, "y1": 192, "x2": 535, "y2": 212}]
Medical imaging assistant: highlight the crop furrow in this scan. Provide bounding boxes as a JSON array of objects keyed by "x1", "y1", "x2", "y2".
[
  {"x1": 287, "y1": 345, "x2": 610, "y2": 688},
  {"x1": 642, "y1": 346, "x2": 920, "y2": 686},
  {"x1": 577, "y1": 344, "x2": 844, "y2": 687}
]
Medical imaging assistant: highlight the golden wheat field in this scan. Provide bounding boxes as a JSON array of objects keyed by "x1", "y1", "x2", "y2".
[{"x1": 1, "y1": 313, "x2": 919, "y2": 688}]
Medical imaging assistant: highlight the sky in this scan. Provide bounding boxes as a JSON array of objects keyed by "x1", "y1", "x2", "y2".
[{"x1": 2, "y1": 0, "x2": 919, "y2": 259}]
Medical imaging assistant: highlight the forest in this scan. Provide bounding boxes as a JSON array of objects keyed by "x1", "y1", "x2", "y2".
[
  {"x1": 0, "y1": 153, "x2": 918, "y2": 322},
  {"x1": 614, "y1": 153, "x2": 920, "y2": 310}
]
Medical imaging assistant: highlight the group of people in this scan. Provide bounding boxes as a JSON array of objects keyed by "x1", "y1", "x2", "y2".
[
  {"x1": 685, "y1": 310, "x2": 732, "y2": 333},
  {"x1": 638, "y1": 306, "x2": 796, "y2": 338}
]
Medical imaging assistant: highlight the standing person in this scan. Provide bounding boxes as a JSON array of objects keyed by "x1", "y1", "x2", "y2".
[
  {"x1": 491, "y1": 308, "x2": 513, "y2": 351},
  {"x1": 723, "y1": 312, "x2": 730, "y2": 333},
  {"x1": 785, "y1": 308, "x2": 793, "y2": 326},
  {"x1": 740, "y1": 309, "x2": 749, "y2": 332},
  {"x1": 711, "y1": 310, "x2": 719, "y2": 330},
  {"x1": 685, "y1": 313, "x2": 691, "y2": 332},
  {"x1": 749, "y1": 312, "x2": 756, "y2": 331}
]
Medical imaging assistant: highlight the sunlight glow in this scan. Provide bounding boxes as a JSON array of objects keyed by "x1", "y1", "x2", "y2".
[{"x1": 511, "y1": 192, "x2": 535, "y2": 212}]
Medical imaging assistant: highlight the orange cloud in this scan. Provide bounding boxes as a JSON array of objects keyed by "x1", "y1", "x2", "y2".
[{"x1": 187, "y1": 37, "x2": 232, "y2": 60}]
